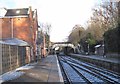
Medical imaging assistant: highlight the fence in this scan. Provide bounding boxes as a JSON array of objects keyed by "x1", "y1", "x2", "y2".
[{"x1": 0, "y1": 38, "x2": 31, "y2": 75}]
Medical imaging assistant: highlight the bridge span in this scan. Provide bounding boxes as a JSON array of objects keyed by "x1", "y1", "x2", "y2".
[{"x1": 50, "y1": 42, "x2": 75, "y2": 55}]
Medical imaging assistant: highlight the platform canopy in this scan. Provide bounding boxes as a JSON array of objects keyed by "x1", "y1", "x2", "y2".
[{"x1": 0, "y1": 38, "x2": 30, "y2": 46}]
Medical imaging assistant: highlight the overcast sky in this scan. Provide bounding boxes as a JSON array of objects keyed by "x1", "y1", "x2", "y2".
[{"x1": 0, "y1": 0, "x2": 100, "y2": 42}]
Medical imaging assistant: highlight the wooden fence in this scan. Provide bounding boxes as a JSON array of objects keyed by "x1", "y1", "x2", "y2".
[{"x1": 0, "y1": 43, "x2": 30, "y2": 75}]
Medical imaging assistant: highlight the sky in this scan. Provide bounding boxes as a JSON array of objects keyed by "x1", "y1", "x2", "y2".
[{"x1": 0, "y1": 0, "x2": 99, "y2": 42}]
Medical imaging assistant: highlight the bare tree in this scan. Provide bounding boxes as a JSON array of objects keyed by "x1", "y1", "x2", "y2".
[
  {"x1": 68, "y1": 25, "x2": 85, "y2": 45},
  {"x1": 87, "y1": 1, "x2": 118, "y2": 41}
]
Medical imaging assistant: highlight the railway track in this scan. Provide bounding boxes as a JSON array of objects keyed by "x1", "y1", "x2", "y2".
[
  {"x1": 58, "y1": 57, "x2": 72, "y2": 84},
  {"x1": 66, "y1": 56, "x2": 120, "y2": 83},
  {"x1": 58, "y1": 55, "x2": 120, "y2": 84}
]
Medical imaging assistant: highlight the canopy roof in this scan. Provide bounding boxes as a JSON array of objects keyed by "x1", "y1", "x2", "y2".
[{"x1": 0, "y1": 38, "x2": 30, "y2": 46}]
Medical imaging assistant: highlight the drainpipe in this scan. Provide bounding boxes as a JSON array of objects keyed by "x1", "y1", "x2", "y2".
[
  {"x1": 43, "y1": 34, "x2": 46, "y2": 57},
  {"x1": 11, "y1": 18, "x2": 13, "y2": 38},
  {"x1": 9, "y1": 45, "x2": 12, "y2": 71},
  {"x1": 0, "y1": 19, "x2": 2, "y2": 74},
  {"x1": 0, "y1": 18, "x2": 2, "y2": 39}
]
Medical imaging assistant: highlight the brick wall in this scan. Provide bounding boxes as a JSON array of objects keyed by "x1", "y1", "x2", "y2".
[
  {"x1": 32, "y1": 10, "x2": 38, "y2": 58},
  {"x1": 0, "y1": 17, "x2": 34, "y2": 45},
  {"x1": 13, "y1": 17, "x2": 33, "y2": 45},
  {"x1": 0, "y1": 18, "x2": 12, "y2": 38}
]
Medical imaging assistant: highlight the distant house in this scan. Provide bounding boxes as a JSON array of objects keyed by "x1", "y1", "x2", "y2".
[
  {"x1": 36, "y1": 30, "x2": 47, "y2": 58},
  {"x1": 95, "y1": 44, "x2": 104, "y2": 56},
  {"x1": 0, "y1": 6, "x2": 38, "y2": 61}
]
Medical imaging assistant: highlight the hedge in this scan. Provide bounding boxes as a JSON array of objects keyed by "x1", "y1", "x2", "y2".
[{"x1": 104, "y1": 26, "x2": 120, "y2": 53}]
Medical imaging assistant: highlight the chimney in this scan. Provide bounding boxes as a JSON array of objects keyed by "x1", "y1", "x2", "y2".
[{"x1": 0, "y1": 7, "x2": 7, "y2": 17}]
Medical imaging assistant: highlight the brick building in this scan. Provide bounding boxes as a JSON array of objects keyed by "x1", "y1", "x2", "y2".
[{"x1": 0, "y1": 6, "x2": 38, "y2": 61}]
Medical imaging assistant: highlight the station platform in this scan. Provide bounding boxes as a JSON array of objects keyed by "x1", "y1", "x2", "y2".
[
  {"x1": 5, "y1": 55, "x2": 64, "y2": 83},
  {"x1": 71, "y1": 54, "x2": 120, "y2": 64},
  {"x1": 70, "y1": 54, "x2": 120, "y2": 74}
]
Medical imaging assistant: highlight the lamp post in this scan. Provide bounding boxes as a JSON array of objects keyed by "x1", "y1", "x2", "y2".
[
  {"x1": 85, "y1": 41, "x2": 89, "y2": 55},
  {"x1": 103, "y1": 39, "x2": 105, "y2": 57}
]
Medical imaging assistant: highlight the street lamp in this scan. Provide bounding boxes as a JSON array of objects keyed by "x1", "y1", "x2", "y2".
[{"x1": 85, "y1": 41, "x2": 89, "y2": 55}]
